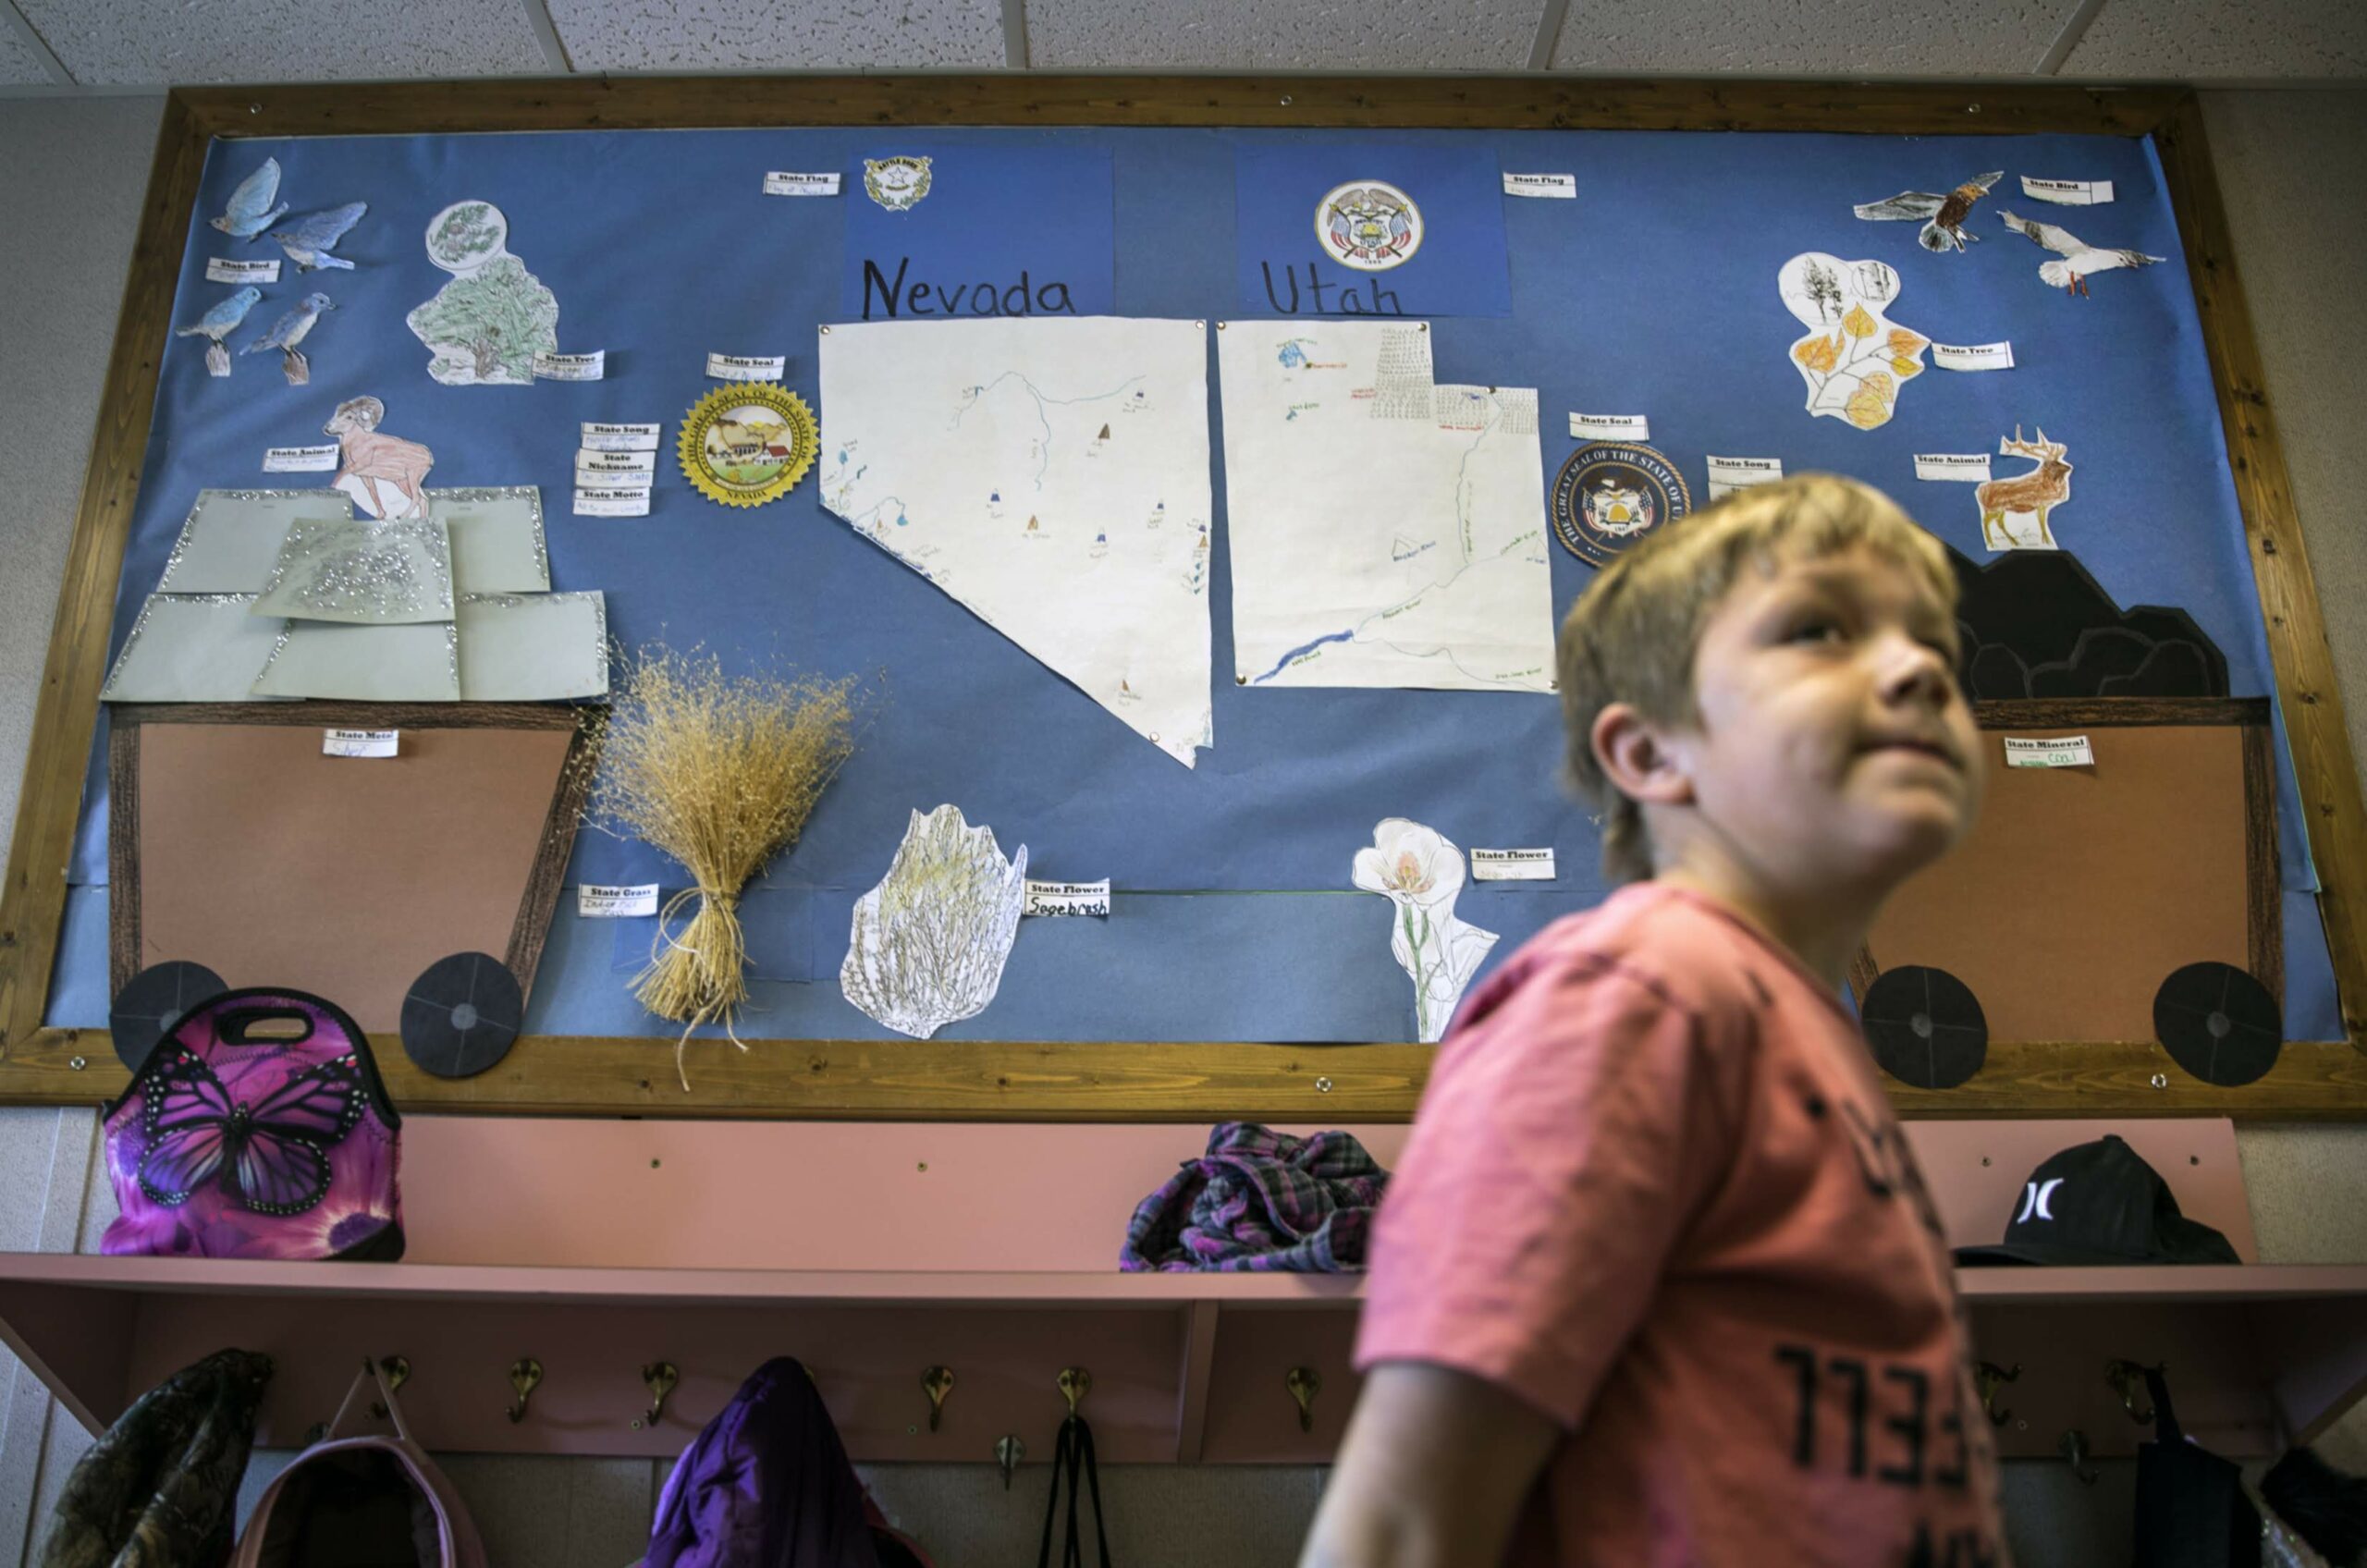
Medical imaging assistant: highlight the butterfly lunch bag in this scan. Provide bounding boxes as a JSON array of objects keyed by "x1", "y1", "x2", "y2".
[{"x1": 102, "y1": 988, "x2": 405, "y2": 1261}]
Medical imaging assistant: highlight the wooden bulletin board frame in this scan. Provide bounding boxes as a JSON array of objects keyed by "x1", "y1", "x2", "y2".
[{"x1": 3, "y1": 76, "x2": 2363, "y2": 1121}]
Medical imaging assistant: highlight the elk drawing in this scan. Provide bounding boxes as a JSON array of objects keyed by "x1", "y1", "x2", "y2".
[{"x1": 1977, "y1": 426, "x2": 2072, "y2": 551}]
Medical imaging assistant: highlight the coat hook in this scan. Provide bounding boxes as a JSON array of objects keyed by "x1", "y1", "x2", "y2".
[
  {"x1": 1974, "y1": 1360, "x2": 2021, "y2": 1427},
  {"x1": 2104, "y1": 1359, "x2": 2159, "y2": 1424},
  {"x1": 1057, "y1": 1366, "x2": 1091, "y2": 1417},
  {"x1": 1285, "y1": 1366, "x2": 1320, "y2": 1433},
  {"x1": 995, "y1": 1434, "x2": 1024, "y2": 1490},
  {"x1": 2058, "y1": 1428, "x2": 2098, "y2": 1484},
  {"x1": 368, "y1": 1354, "x2": 411, "y2": 1419},
  {"x1": 922, "y1": 1366, "x2": 955, "y2": 1433},
  {"x1": 640, "y1": 1361, "x2": 679, "y2": 1428},
  {"x1": 507, "y1": 1357, "x2": 543, "y2": 1424}
]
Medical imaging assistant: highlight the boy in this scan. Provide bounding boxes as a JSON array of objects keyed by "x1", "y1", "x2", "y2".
[{"x1": 1302, "y1": 475, "x2": 2009, "y2": 1567}]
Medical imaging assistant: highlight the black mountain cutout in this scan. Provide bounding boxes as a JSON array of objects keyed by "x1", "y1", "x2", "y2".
[{"x1": 1946, "y1": 545, "x2": 2227, "y2": 701}]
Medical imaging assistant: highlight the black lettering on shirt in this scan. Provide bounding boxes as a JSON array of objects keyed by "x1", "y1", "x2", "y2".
[
  {"x1": 1878, "y1": 1366, "x2": 1929, "y2": 1487},
  {"x1": 1777, "y1": 1344, "x2": 1819, "y2": 1468}
]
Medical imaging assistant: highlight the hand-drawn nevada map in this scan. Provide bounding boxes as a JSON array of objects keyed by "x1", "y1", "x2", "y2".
[
  {"x1": 817, "y1": 317, "x2": 1214, "y2": 766},
  {"x1": 1218, "y1": 321, "x2": 1553, "y2": 692}
]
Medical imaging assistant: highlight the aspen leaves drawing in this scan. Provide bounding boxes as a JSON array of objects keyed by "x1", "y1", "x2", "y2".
[{"x1": 1779, "y1": 254, "x2": 1928, "y2": 432}]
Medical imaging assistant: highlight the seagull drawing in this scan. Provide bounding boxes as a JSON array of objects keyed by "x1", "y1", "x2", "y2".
[
  {"x1": 1852, "y1": 170, "x2": 2004, "y2": 253},
  {"x1": 1997, "y1": 208, "x2": 2166, "y2": 296},
  {"x1": 265, "y1": 202, "x2": 366, "y2": 272},
  {"x1": 173, "y1": 285, "x2": 262, "y2": 377},
  {"x1": 209, "y1": 157, "x2": 288, "y2": 240},
  {"x1": 241, "y1": 291, "x2": 334, "y2": 385}
]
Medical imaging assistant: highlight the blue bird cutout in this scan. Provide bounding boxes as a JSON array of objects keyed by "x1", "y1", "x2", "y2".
[
  {"x1": 210, "y1": 158, "x2": 287, "y2": 240},
  {"x1": 267, "y1": 202, "x2": 367, "y2": 272},
  {"x1": 241, "y1": 291, "x2": 335, "y2": 385},
  {"x1": 174, "y1": 286, "x2": 262, "y2": 346},
  {"x1": 175, "y1": 285, "x2": 262, "y2": 378}
]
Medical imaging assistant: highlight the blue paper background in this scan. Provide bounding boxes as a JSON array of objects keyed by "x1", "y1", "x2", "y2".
[
  {"x1": 842, "y1": 142, "x2": 1114, "y2": 320},
  {"x1": 1233, "y1": 141, "x2": 1513, "y2": 317},
  {"x1": 50, "y1": 124, "x2": 2340, "y2": 1044}
]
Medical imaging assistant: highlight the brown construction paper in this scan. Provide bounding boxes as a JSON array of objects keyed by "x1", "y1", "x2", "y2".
[
  {"x1": 133, "y1": 722, "x2": 573, "y2": 1032},
  {"x1": 1868, "y1": 725, "x2": 2252, "y2": 1044}
]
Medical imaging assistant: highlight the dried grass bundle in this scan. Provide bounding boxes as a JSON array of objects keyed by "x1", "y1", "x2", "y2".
[{"x1": 594, "y1": 645, "x2": 854, "y2": 1087}]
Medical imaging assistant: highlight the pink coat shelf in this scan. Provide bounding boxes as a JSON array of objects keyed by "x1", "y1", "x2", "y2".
[{"x1": 0, "y1": 1117, "x2": 2355, "y2": 1466}]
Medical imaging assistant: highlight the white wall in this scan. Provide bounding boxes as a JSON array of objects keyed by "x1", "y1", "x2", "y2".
[{"x1": 0, "y1": 89, "x2": 2361, "y2": 1566}]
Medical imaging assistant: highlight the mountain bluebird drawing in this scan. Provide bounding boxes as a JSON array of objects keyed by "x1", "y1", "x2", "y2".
[
  {"x1": 242, "y1": 292, "x2": 335, "y2": 385},
  {"x1": 267, "y1": 202, "x2": 367, "y2": 272},
  {"x1": 174, "y1": 286, "x2": 263, "y2": 377},
  {"x1": 210, "y1": 158, "x2": 288, "y2": 240}
]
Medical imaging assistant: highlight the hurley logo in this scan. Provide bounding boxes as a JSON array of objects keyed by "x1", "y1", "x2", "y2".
[{"x1": 2013, "y1": 1178, "x2": 2065, "y2": 1224}]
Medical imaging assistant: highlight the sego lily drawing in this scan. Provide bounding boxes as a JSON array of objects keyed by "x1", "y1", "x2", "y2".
[{"x1": 1352, "y1": 818, "x2": 1499, "y2": 1043}]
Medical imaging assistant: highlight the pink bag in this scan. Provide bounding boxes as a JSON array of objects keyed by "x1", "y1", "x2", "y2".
[{"x1": 234, "y1": 1360, "x2": 484, "y2": 1568}]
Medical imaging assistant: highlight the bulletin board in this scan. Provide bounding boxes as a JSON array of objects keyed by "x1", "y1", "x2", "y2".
[{"x1": 1, "y1": 77, "x2": 2362, "y2": 1121}]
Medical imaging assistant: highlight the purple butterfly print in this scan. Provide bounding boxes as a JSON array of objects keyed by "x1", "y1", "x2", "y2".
[{"x1": 138, "y1": 1044, "x2": 369, "y2": 1216}]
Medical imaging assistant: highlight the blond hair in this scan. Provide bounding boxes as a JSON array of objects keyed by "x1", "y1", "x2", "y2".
[{"x1": 1556, "y1": 473, "x2": 1959, "y2": 885}]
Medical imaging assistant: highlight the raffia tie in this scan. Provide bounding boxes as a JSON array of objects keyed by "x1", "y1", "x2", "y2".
[{"x1": 639, "y1": 886, "x2": 749, "y2": 1092}]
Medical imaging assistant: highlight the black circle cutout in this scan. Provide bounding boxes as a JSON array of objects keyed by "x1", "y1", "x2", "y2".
[
  {"x1": 109, "y1": 961, "x2": 227, "y2": 1072},
  {"x1": 1860, "y1": 965, "x2": 1988, "y2": 1089},
  {"x1": 399, "y1": 952, "x2": 523, "y2": 1079},
  {"x1": 2154, "y1": 962, "x2": 2282, "y2": 1086}
]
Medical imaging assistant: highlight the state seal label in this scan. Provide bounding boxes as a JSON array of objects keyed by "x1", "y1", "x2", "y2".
[
  {"x1": 1550, "y1": 443, "x2": 1693, "y2": 566},
  {"x1": 865, "y1": 156, "x2": 933, "y2": 213},
  {"x1": 1317, "y1": 180, "x2": 1423, "y2": 272},
  {"x1": 680, "y1": 384, "x2": 819, "y2": 508}
]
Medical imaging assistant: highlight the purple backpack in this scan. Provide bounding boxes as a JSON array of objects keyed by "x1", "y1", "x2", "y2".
[{"x1": 101, "y1": 988, "x2": 404, "y2": 1261}]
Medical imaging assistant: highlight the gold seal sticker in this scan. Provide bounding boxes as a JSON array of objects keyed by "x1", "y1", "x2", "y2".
[{"x1": 679, "y1": 384, "x2": 819, "y2": 508}]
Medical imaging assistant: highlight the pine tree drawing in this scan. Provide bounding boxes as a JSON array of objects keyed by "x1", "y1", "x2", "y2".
[{"x1": 406, "y1": 256, "x2": 558, "y2": 386}]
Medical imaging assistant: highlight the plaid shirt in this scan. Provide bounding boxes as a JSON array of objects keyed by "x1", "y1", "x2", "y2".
[{"x1": 1119, "y1": 1122, "x2": 1390, "y2": 1273}]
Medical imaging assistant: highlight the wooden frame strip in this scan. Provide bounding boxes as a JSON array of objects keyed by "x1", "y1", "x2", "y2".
[
  {"x1": 2152, "y1": 95, "x2": 2367, "y2": 1046},
  {"x1": 1, "y1": 77, "x2": 2359, "y2": 1121}
]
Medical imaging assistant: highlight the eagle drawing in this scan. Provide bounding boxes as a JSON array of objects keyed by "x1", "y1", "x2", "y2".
[{"x1": 1852, "y1": 170, "x2": 2004, "y2": 253}]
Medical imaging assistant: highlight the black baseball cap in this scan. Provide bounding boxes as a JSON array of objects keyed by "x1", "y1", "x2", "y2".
[{"x1": 1954, "y1": 1135, "x2": 2241, "y2": 1267}]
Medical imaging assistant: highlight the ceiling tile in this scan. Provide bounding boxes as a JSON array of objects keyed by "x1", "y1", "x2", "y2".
[
  {"x1": 547, "y1": 0, "x2": 1005, "y2": 70},
  {"x1": 1027, "y1": 0, "x2": 1542, "y2": 69},
  {"x1": 1551, "y1": 0, "x2": 2066, "y2": 74},
  {"x1": 2059, "y1": 0, "x2": 2366, "y2": 78},
  {"x1": 16, "y1": 0, "x2": 548, "y2": 84},
  {"x1": 0, "y1": 22, "x2": 55, "y2": 85}
]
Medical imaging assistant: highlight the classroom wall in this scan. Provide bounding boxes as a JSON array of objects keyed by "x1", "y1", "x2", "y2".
[{"x1": 0, "y1": 88, "x2": 2361, "y2": 1566}]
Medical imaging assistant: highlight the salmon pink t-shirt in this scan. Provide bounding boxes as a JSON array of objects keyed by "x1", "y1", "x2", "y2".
[{"x1": 1355, "y1": 882, "x2": 2009, "y2": 1567}]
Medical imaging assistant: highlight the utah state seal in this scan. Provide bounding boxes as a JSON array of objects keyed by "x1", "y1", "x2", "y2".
[{"x1": 1550, "y1": 443, "x2": 1693, "y2": 567}]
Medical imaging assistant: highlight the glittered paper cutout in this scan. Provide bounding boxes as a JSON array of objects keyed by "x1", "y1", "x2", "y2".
[
  {"x1": 100, "y1": 594, "x2": 288, "y2": 703},
  {"x1": 252, "y1": 513, "x2": 454, "y2": 625},
  {"x1": 1778, "y1": 254, "x2": 1928, "y2": 432}
]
